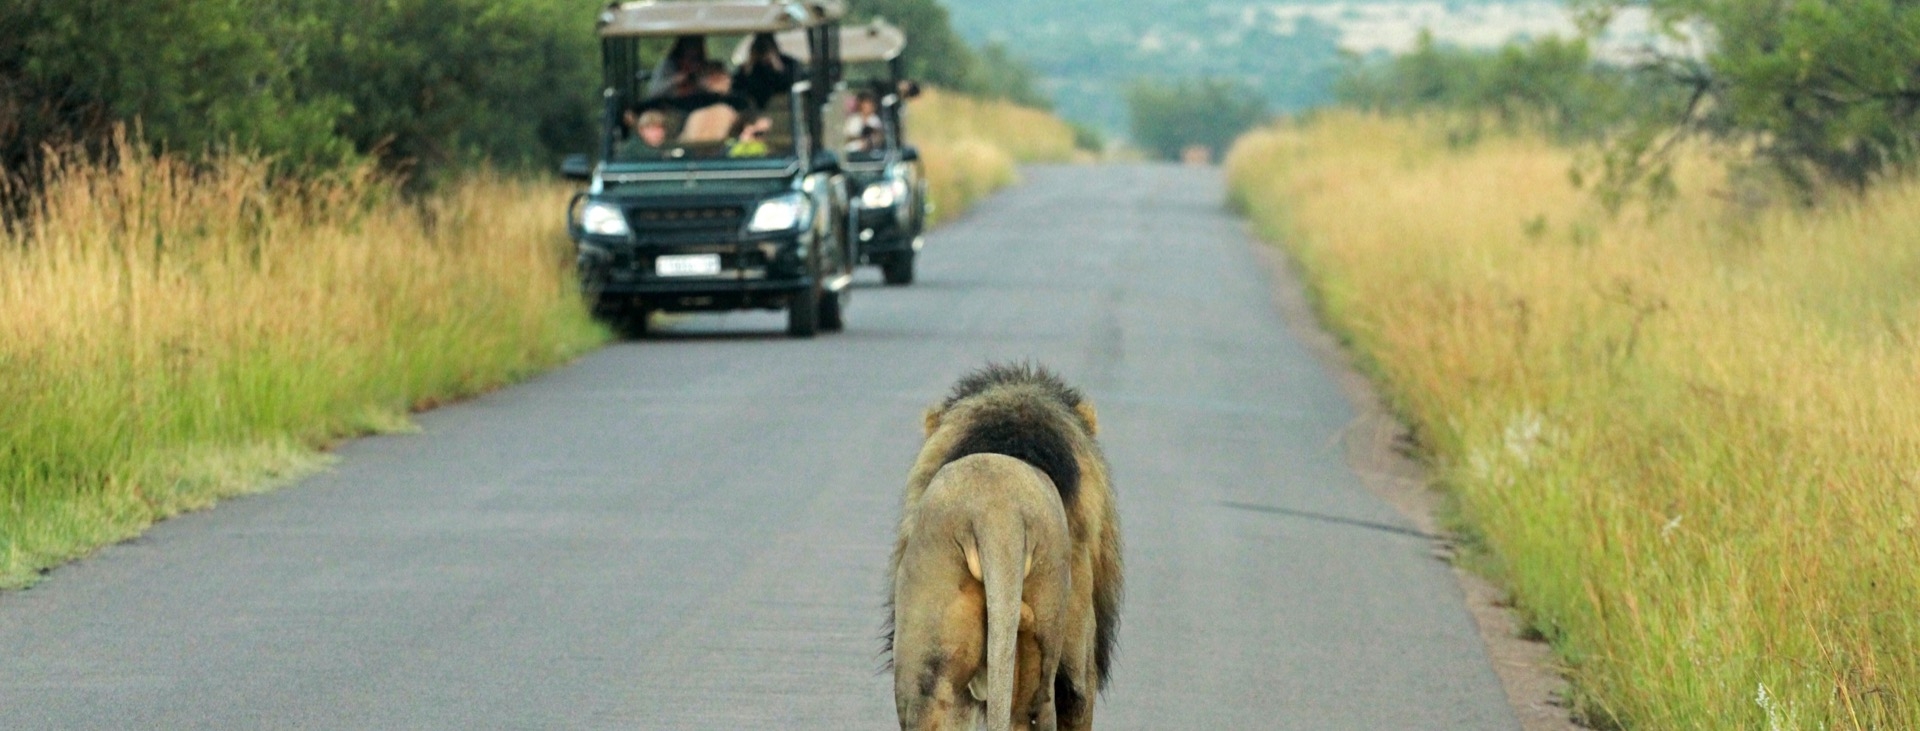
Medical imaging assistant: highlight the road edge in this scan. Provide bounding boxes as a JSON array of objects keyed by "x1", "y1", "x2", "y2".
[{"x1": 1248, "y1": 238, "x2": 1584, "y2": 731}]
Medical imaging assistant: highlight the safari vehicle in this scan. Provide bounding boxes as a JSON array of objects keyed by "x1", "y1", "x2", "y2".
[
  {"x1": 753, "y1": 19, "x2": 927, "y2": 285},
  {"x1": 563, "y1": 0, "x2": 855, "y2": 337}
]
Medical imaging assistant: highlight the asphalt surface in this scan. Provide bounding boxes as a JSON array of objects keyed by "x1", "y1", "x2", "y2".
[{"x1": 0, "y1": 164, "x2": 1518, "y2": 729}]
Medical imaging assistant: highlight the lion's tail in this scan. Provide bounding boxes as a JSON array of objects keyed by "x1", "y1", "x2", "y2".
[{"x1": 965, "y1": 510, "x2": 1027, "y2": 731}]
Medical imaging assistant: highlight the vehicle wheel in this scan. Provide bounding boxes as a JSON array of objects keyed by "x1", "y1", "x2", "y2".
[
  {"x1": 787, "y1": 284, "x2": 819, "y2": 338},
  {"x1": 819, "y1": 283, "x2": 846, "y2": 332},
  {"x1": 882, "y1": 251, "x2": 915, "y2": 286},
  {"x1": 607, "y1": 307, "x2": 650, "y2": 340}
]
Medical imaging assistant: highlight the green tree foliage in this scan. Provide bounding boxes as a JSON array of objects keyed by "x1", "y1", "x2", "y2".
[
  {"x1": 0, "y1": 0, "x2": 1066, "y2": 190},
  {"x1": 966, "y1": 42, "x2": 1051, "y2": 110},
  {"x1": 1581, "y1": 0, "x2": 1920, "y2": 193},
  {"x1": 291, "y1": 0, "x2": 596, "y2": 186},
  {"x1": 1068, "y1": 122, "x2": 1106, "y2": 154},
  {"x1": 847, "y1": 0, "x2": 1050, "y2": 108},
  {"x1": 846, "y1": 0, "x2": 973, "y2": 90},
  {"x1": 1, "y1": 0, "x2": 596, "y2": 189},
  {"x1": 1334, "y1": 32, "x2": 1650, "y2": 142},
  {"x1": 1, "y1": 0, "x2": 350, "y2": 177},
  {"x1": 942, "y1": 0, "x2": 1347, "y2": 134},
  {"x1": 1126, "y1": 78, "x2": 1269, "y2": 161}
]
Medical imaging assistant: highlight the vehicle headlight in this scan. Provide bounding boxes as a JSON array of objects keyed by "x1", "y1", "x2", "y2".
[
  {"x1": 749, "y1": 193, "x2": 812, "y2": 233},
  {"x1": 580, "y1": 201, "x2": 629, "y2": 237},
  {"x1": 861, "y1": 179, "x2": 907, "y2": 209}
]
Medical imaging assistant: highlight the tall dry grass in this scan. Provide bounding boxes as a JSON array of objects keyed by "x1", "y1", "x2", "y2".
[
  {"x1": 1227, "y1": 112, "x2": 1920, "y2": 729},
  {"x1": 912, "y1": 89, "x2": 1080, "y2": 223},
  {"x1": 0, "y1": 89, "x2": 1074, "y2": 586},
  {"x1": 0, "y1": 140, "x2": 604, "y2": 587}
]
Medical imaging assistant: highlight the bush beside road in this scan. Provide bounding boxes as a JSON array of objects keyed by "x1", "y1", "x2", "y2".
[{"x1": 913, "y1": 88, "x2": 1084, "y2": 225}]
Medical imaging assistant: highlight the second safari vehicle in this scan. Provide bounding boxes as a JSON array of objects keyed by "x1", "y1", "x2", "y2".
[{"x1": 752, "y1": 19, "x2": 927, "y2": 285}]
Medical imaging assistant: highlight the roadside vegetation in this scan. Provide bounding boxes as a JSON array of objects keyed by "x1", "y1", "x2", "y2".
[
  {"x1": 0, "y1": 142, "x2": 605, "y2": 588},
  {"x1": 1224, "y1": 4, "x2": 1920, "y2": 723},
  {"x1": 0, "y1": 86, "x2": 1070, "y2": 588},
  {"x1": 0, "y1": 0, "x2": 1053, "y2": 195},
  {"x1": 1125, "y1": 78, "x2": 1271, "y2": 162},
  {"x1": 0, "y1": 0, "x2": 1080, "y2": 587},
  {"x1": 912, "y1": 88, "x2": 1084, "y2": 223}
]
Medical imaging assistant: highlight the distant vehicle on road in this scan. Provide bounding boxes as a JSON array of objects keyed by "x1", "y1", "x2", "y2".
[
  {"x1": 748, "y1": 19, "x2": 927, "y2": 285},
  {"x1": 563, "y1": 0, "x2": 856, "y2": 338}
]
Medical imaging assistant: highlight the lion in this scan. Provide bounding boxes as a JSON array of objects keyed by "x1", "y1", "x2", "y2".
[
  {"x1": 891, "y1": 453, "x2": 1071, "y2": 730},
  {"x1": 889, "y1": 363, "x2": 1123, "y2": 731}
]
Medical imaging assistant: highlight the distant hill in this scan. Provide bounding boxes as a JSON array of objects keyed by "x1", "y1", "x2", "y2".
[{"x1": 941, "y1": 0, "x2": 1584, "y2": 135}]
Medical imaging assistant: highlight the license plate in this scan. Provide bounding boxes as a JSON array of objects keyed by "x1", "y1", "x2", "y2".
[{"x1": 655, "y1": 253, "x2": 722, "y2": 277}]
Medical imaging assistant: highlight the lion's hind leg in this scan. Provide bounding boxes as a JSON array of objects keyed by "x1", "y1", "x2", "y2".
[
  {"x1": 892, "y1": 534, "x2": 985, "y2": 730},
  {"x1": 1016, "y1": 611, "x2": 1064, "y2": 731}
]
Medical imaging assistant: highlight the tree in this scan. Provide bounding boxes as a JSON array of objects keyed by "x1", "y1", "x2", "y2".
[
  {"x1": 846, "y1": 0, "x2": 973, "y2": 89},
  {"x1": 1334, "y1": 33, "x2": 1645, "y2": 142},
  {"x1": 1, "y1": 0, "x2": 599, "y2": 191},
  {"x1": 1579, "y1": 0, "x2": 1920, "y2": 193},
  {"x1": 1126, "y1": 78, "x2": 1269, "y2": 161},
  {"x1": 2, "y1": 0, "x2": 350, "y2": 178},
  {"x1": 848, "y1": 0, "x2": 1053, "y2": 108},
  {"x1": 967, "y1": 42, "x2": 1051, "y2": 109},
  {"x1": 290, "y1": 0, "x2": 597, "y2": 185}
]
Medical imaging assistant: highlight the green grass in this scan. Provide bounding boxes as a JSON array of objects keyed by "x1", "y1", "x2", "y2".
[
  {"x1": 0, "y1": 146, "x2": 606, "y2": 587},
  {"x1": 0, "y1": 90, "x2": 1076, "y2": 588},
  {"x1": 1225, "y1": 112, "x2": 1920, "y2": 729}
]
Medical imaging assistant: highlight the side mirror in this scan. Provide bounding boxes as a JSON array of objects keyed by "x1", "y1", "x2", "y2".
[
  {"x1": 560, "y1": 153, "x2": 592, "y2": 181},
  {"x1": 898, "y1": 80, "x2": 922, "y2": 99}
]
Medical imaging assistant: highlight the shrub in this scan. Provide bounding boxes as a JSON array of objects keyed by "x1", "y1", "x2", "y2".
[{"x1": 1581, "y1": 0, "x2": 1920, "y2": 194}]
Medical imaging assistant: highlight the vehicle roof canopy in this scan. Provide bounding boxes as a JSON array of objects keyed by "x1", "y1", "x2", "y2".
[
  {"x1": 598, "y1": 0, "x2": 846, "y2": 37},
  {"x1": 752, "y1": 19, "x2": 904, "y2": 63}
]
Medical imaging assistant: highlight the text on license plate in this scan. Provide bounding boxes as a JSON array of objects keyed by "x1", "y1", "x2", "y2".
[{"x1": 655, "y1": 253, "x2": 722, "y2": 277}]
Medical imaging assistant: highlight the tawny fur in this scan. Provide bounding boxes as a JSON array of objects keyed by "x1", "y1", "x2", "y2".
[
  {"x1": 892, "y1": 455, "x2": 1070, "y2": 731},
  {"x1": 889, "y1": 364, "x2": 1123, "y2": 731}
]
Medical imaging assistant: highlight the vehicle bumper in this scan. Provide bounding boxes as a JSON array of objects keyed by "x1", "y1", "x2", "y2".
[{"x1": 575, "y1": 235, "x2": 814, "y2": 312}]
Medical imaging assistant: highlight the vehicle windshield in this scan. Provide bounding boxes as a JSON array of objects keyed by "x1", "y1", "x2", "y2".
[{"x1": 613, "y1": 34, "x2": 805, "y2": 163}]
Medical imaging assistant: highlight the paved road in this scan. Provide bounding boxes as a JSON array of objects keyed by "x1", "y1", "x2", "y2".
[{"x1": 0, "y1": 165, "x2": 1516, "y2": 729}]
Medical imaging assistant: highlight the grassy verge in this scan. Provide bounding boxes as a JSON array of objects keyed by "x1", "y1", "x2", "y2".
[
  {"x1": 913, "y1": 89, "x2": 1081, "y2": 224},
  {"x1": 0, "y1": 90, "x2": 1074, "y2": 588},
  {"x1": 1226, "y1": 112, "x2": 1920, "y2": 729},
  {"x1": 0, "y1": 142, "x2": 606, "y2": 587}
]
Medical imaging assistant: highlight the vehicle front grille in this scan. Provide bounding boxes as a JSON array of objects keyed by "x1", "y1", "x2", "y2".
[{"x1": 626, "y1": 205, "x2": 746, "y2": 240}]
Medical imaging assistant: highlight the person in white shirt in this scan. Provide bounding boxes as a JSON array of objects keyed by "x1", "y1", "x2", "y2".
[{"x1": 843, "y1": 92, "x2": 883, "y2": 153}]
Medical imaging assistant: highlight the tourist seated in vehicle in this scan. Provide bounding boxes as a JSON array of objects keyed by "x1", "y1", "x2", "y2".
[
  {"x1": 678, "y1": 62, "x2": 748, "y2": 143},
  {"x1": 733, "y1": 33, "x2": 804, "y2": 110},
  {"x1": 843, "y1": 92, "x2": 883, "y2": 153},
  {"x1": 728, "y1": 115, "x2": 775, "y2": 158},
  {"x1": 617, "y1": 109, "x2": 672, "y2": 160},
  {"x1": 646, "y1": 35, "x2": 708, "y2": 99}
]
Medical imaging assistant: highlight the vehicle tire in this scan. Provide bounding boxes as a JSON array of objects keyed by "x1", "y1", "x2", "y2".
[
  {"x1": 787, "y1": 284, "x2": 820, "y2": 338},
  {"x1": 819, "y1": 283, "x2": 846, "y2": 332},
  {"x1": 613, "y1": 308, "x2": 651, "y2": 340},
  {"x1": 882, "y1": 250, "x2": 915, "y2": 286}
]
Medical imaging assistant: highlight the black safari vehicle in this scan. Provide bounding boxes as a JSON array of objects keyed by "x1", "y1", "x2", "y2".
[
  {"x1": 564, "y1": 0, "x2": 855, "y2": 338},
  {"x1": 756, "y1": 20, "x2": 926, "y2": 285}
]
